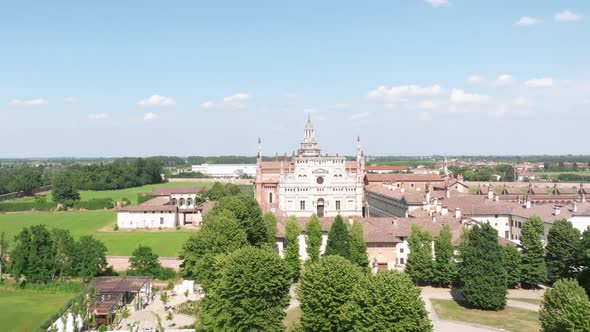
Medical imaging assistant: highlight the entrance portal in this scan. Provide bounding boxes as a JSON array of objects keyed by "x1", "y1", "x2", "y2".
[{"x1": 317, "y1": 198, "x2": 325, "y2": 217}]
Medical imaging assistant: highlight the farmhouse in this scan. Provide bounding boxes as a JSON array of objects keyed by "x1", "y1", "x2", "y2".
[{"x1": 116, "y1": 186, "x2": 213, "y2": 229}]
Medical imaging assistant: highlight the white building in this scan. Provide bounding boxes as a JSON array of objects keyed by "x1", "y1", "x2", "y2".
[
  {"x1": 255, "y1": 117, "x2": 364, "y2": 217},
  {"x1": 116, "y1": 186, "x2": 213, "y2": 229},
  {"x1": 191, "y1": 164, "x2": 256, "y2": 178}
]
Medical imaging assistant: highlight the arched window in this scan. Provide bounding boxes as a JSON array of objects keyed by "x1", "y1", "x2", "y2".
[
  {"x1": 172, "y1": 198, "x2": 177, "y2": 205},
  {"x1": 187, "y1": 198, "x2": 193, "y2": 206},
  {"x1": 179, "y1": 198, "x2": 185, "y2": 206}
]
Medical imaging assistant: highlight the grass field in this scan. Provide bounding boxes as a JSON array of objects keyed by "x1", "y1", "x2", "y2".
[
  {"x1": 284, "y1": 306, "x2": 302, "y2": 330},
  {"x1": 0, "y1": 211, "x2": 193, "y2": 256},
  {"x1": 431, "y1": 299, "x2": 540, "y2": 332},
  {"x1": 510, "y1": 297, "x2": 543, "y2": 306},
  {"x1": 0, "y1": 288, "x2": 75, "y2": 332}
]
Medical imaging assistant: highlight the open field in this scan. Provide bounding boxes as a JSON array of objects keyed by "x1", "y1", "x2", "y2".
[
  {"x1": 431, "y1": 299, "x2": 540, "y2": 332},
  {"x1": 0, "y1": 288, "x2": 75, "y2": 332},
  {"x1": 0, "y1": 211, "x2": 193, "y2": 256}
]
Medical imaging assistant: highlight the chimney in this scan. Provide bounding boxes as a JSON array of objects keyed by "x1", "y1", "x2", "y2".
[
  {"x1": 554, "y1": 206, "x2": 561, "y2": 216},
  {"x1": 487, "y1": 185, "x2": 494, "y2": 200},
  {"x1": 455, "y1": 208, "x2": 461, "y2": 219},
  {"x1": 404, "y1": 210, "x2": 409, "y2": 218},
  {"x1": 432, "y1": 215, "x2": 436, "y2": 223},
  {"x1": 525, "y1": 200, "x2": 531, "y2": 209},
  {"x1": 445, "y1": 186, "x2": 450, "y2": 199},
  {"x1": 573, "y1": 201, "x2": 578, "y2": 213},
  {"x1": 441, "y1": 205, "x2": 448, "y2": 216},
  {"x1": 400, "y1": 187, "x2": 405, "y2": 193},
  {"x1": 494, "y1": 195, "x2": 499, "y2": 202}
]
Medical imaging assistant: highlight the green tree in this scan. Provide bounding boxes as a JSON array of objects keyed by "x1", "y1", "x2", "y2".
[
  {"x1": 0, "y1": 232, "x2": 7, "y2": 281},
  {"x1": 128, "y1": 245, "x2": 162, "y2": 277},
  {"x1": 179, "y1": 210, "x2": 248, "y2": 290},
  {"x1": 214, "y1": 195, "x2": 270, "y2": 247},
  {"x1": 432, "y1": 225, "x2": 456, "y2": 287},
  {"x1": 405, "y1": 225, "x2": 433, "y2": 285},
  {"x1": 298, "y1": 256, "x2": 362, "y2": 331},
  {"x1": 262, "y1": 212, "x2": 278, "y2": 247},
  {"x1": 521, "y1": 216, "x2": 547, "y2": 287},
  {"x1": 342, "y1": 270, "x2": 432, "y2": 332},
  {"x1": 539, "y1": 279, "x2": 590, "y2": 332},
  {"x1": 578, "y1": 230, "x2": 590, "y2": 297},
  {"x1": 460, "y1": 224, "x2": 507, "y2": 310},
  {"x1": 198, "y1": 247, "x2": 291, "y2": 332},
  {"x1": 52, "y1": 173, "x2": 80, "y2": 203},
  {"x1": 546, "y1": 219, "x2": 581, "y2": 282},
  {"x1": 324, "y1": 215, "x2": 350, "y2": 259},
  {"x1": 51, "y1": 228, "x2": 77, "y2": 279},
  {"x1": 285, "y1": 216, "x2": 301, "y2": 280},
  {"x1": 305, "y1": 214, "x2": 322, "y2": 262},
  {"x1": 502, "y1": 245, "x2": 522, "y2": 288},
  {"x1": 10, "y1": 227, "x2": 33, "y2": 282},
  {"x1": 349, "y1": 219, "x2": 369, "y2": 269},
  {"x1": 26, "y1": 225, "x2": 56, "y2": 283},
  {"x1": 75, "y1": 235, "x2": 107, "y2": 280}
]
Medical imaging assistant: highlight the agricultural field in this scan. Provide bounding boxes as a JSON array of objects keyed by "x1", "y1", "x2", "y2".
[
  {"x1": 0, "y1": 211, "x2": 193, "y2": 256},
  {"x1": 0, "y1": 288, "x2": 76, "y2": 332}
]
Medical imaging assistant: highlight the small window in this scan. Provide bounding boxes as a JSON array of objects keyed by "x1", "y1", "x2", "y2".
[
  {"x1": 300, "y1": 200, "x2": 306, "y2": 210},
  {"x1": 495, "y1": 214, "x2": 499, "y2": 218},
  {"x1": 160, "y1": 217, "x2": 164, "y2": 225},
  {"x1": 336, "y1": 200, "x2": 341, "y2": 211},
  {"x1": 400, "y1": 258, "x2": 405, "y2": 264},
  {"x1": 400, "y1": 248, "x2": 404, "y2": 253},
  {"x1": 269, "y1": 192, "x2": 273, "y2": 204}
]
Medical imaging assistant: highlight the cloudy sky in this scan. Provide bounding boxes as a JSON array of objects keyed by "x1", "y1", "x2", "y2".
[{"x1": 1, "y1": 0, "x2": 589, "y2": 157}]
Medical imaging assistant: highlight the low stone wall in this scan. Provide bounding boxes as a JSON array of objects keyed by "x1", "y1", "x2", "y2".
[
  {"x1": 0, "y1": 185, "x2": 53, "y2": 201},
  {"x1": 107, "y1": 256, "x2": 182, "y2": 271}
]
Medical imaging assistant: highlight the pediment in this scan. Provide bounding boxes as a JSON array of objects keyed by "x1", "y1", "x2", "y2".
[{"x1": 312, "y1": 168, "x2": 329, "y2": 174}]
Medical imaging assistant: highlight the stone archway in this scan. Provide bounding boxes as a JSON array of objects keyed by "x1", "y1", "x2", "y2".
[{"x1": 317, "y1": 198, "x2": 325, "y2": 217}]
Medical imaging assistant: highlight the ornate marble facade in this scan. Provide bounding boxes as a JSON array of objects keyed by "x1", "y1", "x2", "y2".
[{"x1": 254, "y1": 117, "x2": 364, "y2": 217}]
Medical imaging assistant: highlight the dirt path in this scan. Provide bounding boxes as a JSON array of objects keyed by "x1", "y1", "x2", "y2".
[{"x1": 107, "y1": 256, "x2": 182, "y2": 271}]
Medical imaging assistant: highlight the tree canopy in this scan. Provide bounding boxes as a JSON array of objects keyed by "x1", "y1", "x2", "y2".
[
  {"x1": 539, "y1": 279, "x2": 590, "y2": 332},
  {"x1": 197, "y1": 247, "x2": 291, "y2": 332},
  {"x1": 342, "y1": 270, "x2": 432, "y2": 332},
  {"x1": 325, "y1": 215, "x2": 351, "y2": 259},
  {"x1": 348, "y1": 219, "x2": 369, "y2": 269},
  {"x1": 432, "y1": 225, "x2": 456, "y2": 287},
  {"x1": 305, "y1": 214, "x2": 322, "y2": 262},
  {"x1": 405, "y1": 225, "x2": 433, "y2": 285},
  {"x1": 546, "y1": 219, "x2": 581, "y2": 282},
  {"x1": 128, "y1": 245, "x2": 162, "y2": 277},
  {"x1": 502, "y1": 244, "x2": 522, "y2": 288},
  {"x1": 459, "y1": 223, "x2": 507, "y2": 310},
  {"x1": 298, "y1": 255, "x2": 363, "y2": 331},
  {"x1": 520, "y1": 216, "x2": 547, "y2": 287},
  {"x1": 52, "y1": 173, "x2": 80, "y2": 203},
  {"x1": 285, "y1": 216, "x2": 301, "y2": 280}
]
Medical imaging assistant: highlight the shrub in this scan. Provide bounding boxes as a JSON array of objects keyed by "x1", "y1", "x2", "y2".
[
  {"x1": 0, "y1": 201, "x2": 54, "y2": 212},
  {"x1": 74, "y1": 198, "x2": 114, "y2": 210},
  {"x1": 112, "y1": 224, "x2": 119, "y2": 231},
  {"x1": 158, "y1": 268, "x2": 177, "y2": 281}
]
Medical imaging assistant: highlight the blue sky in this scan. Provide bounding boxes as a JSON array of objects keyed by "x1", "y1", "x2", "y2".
[{"x1": 1, "y1": 0, "x2": 589, "y2": 157}]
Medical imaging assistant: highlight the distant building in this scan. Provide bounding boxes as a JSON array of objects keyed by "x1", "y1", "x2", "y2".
[
  {"x1": 365, "y1": 165, "x2": 408, "y2": 173},
  {"x1": 254, "y1": 117, "x2": 364, "y2": 217},
  {"x1": 191, "y1": 164, "x2": 256, "y2": 178},
  {"x1": 116, "y1": 186, "x2": 213, "y2": 228}
]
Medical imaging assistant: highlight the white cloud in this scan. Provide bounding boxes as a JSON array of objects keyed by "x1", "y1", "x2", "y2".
[
  {"x1": 494, "y1": 74, "x2": 514, "y2": 86},
  {"x1": 143, "y1": 112, "x2": 159, "y2": 121},
  {"x1": 467, "y1": 75, "x2": 485, "y2": 84},
  {"x1": 449, "y1": 89, "x2": 490, "y2": 104},
  {"x1": 8, "y1": 98, "x2": 48, "y2": 106},
  {"x1": 367, "y1": 84, "x2": 443, "y2": 101},
  {"x1": 64, "y1": 96, "x2": 78, "y2": 103},
  {"x1": 201, "y1": 93, "x2": 251, "y2": 109},
  {"x1": 417, "y1": 100, "x2": 437, "y2": 109},
  {"x1": 137, "y1": 94, "x2": 176, "y2": 106},
  {"x1": 88, "y1": 113, "x2": 110, "y2": 121},
  {"x1": 525, "y1": 78, "x2": 553, "y2": 88},
  {"x1": 512, "y1": 97, "x2": 531, "y2": 107},
  {"x1": 514, "y1": 16, "x2": 541, "y2": 26},
  {"x1": 554, "y1": 10, "x2": 582, "y2": 22},
  {"x1": 328, "y1": 103, "x2": 352, "y2": 110},
  {"x1": 349, "y1": 112, "x2": 370, "y2": 121},
  {"x1": 425, "y1": 0, "x2": 450, "y2": 8}
]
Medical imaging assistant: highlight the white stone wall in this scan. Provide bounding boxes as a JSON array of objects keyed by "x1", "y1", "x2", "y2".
[
  {"x1": 569, "y1": 216, "x2": 590, "y2": 234},
  {"x1": 471, "y1": 215, "x2": 512, "y2": 239},
  {"x1": 117, "y1": 211, "x2": 177, "y2": 228},
  {"x1": 278, "y1": 157, "x2": 363, "y2": 217},
  {"x1": 191, "y1": 164, "x2": 256, "y2": 178}
]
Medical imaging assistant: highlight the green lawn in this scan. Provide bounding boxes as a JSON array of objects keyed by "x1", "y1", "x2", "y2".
[
  {"x1": 0, "y1": 288, "x2": 75, "y2": 332},
  {"x1": 0, "y1": 211, "x2": 193, "y2": 256},
  {"x1": 510, "y1": 297, "x2": 543, "y2": 306},
  {"x1": 431, "y1": 299, "x2": 540, "y2": 332},
  {"x1": 284, "y1": 306, "x2": 302, "y2": 330}
]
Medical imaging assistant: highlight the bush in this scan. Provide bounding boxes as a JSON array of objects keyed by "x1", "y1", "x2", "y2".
[
  {"x1": 112, "y1": 224, "x2": 119, "y2": 231},
  {"x1": 0, "y1": 201, "x2": 54, "y2": 212},
  {"x1": 158, "y1": 267, "x2": 177, "y2": 281}
]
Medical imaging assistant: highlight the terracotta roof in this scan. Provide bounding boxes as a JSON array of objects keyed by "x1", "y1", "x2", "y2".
[
  {"x1": 511, "y1": 203, "x2": 574, "y2": 223},
  {"x1": 365, "y1": 173, "x2": 444, "y2": 183},
  {"x1": 366, "y1": 165, "x2": 408, "y2": 171},
  {"x1": 365, "y1": 185, "x2": 426, "y2": 204},
  {"x1": 152, "y1": 186, "x2": 204, "y2": 196}
]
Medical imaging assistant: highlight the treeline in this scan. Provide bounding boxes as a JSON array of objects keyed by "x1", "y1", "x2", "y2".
[
  {"x1": 405, "y1": 217, "x2": 590, "y2": 310},
  {"x1": 448, "y1": 164, "x2": 515, "y2": 182},
  {"x1": 8, "y1": 225, "x2": 108, "y2": 283},
  {"x1": 0, "y1": 166, "x2": 52, "y2": 195},
  {"x1": 61, "y1": 158, "x2": 163, "y2": 190}
]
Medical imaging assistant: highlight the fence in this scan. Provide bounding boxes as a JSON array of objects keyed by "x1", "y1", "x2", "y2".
[{"x1": 0, "y1": 185, "x2": 53, "y2": 202}]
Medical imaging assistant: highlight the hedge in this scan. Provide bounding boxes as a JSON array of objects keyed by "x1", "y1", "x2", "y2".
[
  {"x1": 0, "y1": 201, "x2": 55, "y2": 212},
  {"x1": 73, "y1": 198, "x2": 114, "y2": 210}
]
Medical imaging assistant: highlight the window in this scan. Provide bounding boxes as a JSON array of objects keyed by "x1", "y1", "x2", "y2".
[
  {"x1": 400, "y1": 258, "x2": 405, "y2": 264},
  {"x1": 505, "y1": 230, "x2": 509, "y2": 238},
  {"x1": 160, "y1": 217, "x2": 164, "y2": 225},
  {"x1": 316, "y1": 176, "x2": 324, "y2": 184},
  {"x1": 400, "y1": 248, "x2": 404, "y2": 253},
  {"x1": 300, "y1": 200, "x2": 306, "y2": 210},
  {"x1": 269, "y1": 192, "x2": 273, "y2": 204},
  {"x1": 336, "y1": 200, "x2": 341, "y2": 211}
]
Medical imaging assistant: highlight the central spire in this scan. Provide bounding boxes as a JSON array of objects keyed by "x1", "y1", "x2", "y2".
[{"x1": 298, "y1": 116, "x2": 321, "y2": 157}]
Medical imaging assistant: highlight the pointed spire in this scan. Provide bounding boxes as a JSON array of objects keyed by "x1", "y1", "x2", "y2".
[{"x1": 274, "y1": 152, "x2": 279, "y2": 161}]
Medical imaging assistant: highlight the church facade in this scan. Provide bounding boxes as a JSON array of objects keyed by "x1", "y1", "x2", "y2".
[{"x1": 254, "y1": 117, "x2": 365, "y2": 217}]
